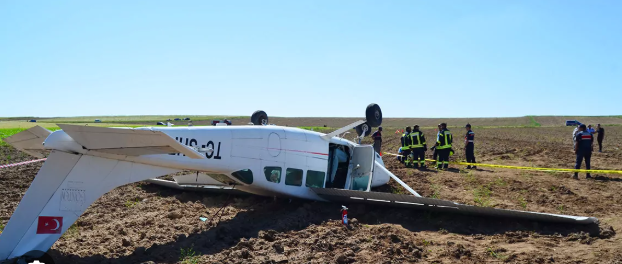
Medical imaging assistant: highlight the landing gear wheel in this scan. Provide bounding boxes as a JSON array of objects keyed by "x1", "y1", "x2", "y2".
[
  {"x1": 251, "y1": 110, "x2": 268, "y2": 125},
  {"x1": 355, "y1": 122, "x2": 371, "y2": 137},
  {"x1": 365, "y1": 103, "x2": 382, "y2": 127}
]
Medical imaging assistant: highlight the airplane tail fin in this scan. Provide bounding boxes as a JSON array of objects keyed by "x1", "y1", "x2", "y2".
[
  {"x1": 0, "y1": 150, "x2": 180, "y2": 261},
  {"x1": 2, "y1": 126, "x2": 51, "y2": 158}
]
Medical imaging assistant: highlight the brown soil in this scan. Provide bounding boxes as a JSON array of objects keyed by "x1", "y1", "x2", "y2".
[{"x1": 1, "y1": 126, "x2": 621, "y2": 263}]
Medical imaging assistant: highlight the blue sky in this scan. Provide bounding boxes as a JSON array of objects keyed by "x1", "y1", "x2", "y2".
[{"x1": 1, "y1": 1, "x2": 620, "y2": 118}]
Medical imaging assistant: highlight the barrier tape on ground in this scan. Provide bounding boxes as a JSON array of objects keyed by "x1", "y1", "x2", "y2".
[
  {"x1": 0, "y1": 158, "x2": 47, "y2": 169},
  {"x1": 382, "y1": 152, "x2": 622, "y2": 175}
]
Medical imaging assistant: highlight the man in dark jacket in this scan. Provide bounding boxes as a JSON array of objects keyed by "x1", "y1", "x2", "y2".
[
  {"x1": 371, "y1": 127, "x2": 382, "y2": 154},
  {"x1": 595, "y1": 124, "x2": 605, "y2": 152},
  {"x1": 464, "y1": 124, "x2": 476, "y2": 169},
  {"x1": 574, "y1": 124, "x2": 594, "y2": 179}
]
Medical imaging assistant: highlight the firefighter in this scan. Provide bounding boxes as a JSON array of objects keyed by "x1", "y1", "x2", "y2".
[
  {"x1": 436, "y1": 123, "x2": 452, "y2": 170},
  {"x1": 400, "y1": 126, "x2": 414, "y2": 167},
  {"x1": 431, "y1": 124, "x2": 441, "y2": 162},
  {"x1": 573, "y1": 124, "x2": 594, "y2": 179},
  {"x1": 410, "y1": 125, "x2": 427, "y2": 168},
  {"x1": 464, "y1": 124, "x2": 476, "y2": 169}
]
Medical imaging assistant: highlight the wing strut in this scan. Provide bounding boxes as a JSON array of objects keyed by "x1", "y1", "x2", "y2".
[
  {"x1": 320, "y1": 120, "x2": 366, "y2": 141},
  {"x1": 375, "y1": 162, "x2": 422, "y2": 197}
]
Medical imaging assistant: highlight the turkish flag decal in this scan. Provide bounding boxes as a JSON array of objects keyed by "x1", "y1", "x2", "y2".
[{"x1": 37, "y1": 216, "x2": 63, "y2": 234}]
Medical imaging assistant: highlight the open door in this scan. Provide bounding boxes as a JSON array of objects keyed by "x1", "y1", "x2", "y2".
[{"x1": 347, "y1": 145, "x2": 375, "y2": 191}]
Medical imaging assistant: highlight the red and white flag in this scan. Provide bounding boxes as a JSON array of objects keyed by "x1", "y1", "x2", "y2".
[{"x1": 37, "y1": 216, "x2": 63, "y2": 234}]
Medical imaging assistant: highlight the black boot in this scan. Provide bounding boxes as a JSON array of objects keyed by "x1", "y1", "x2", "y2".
[
  {"x1": 586, "y1": 174, "x2": 592, "y2": 179},
  {"x1": 466, "y1": 165, "x2": 472, "y2": 169},
  {"x1": 573, "y1": 173, "x2": 579, "y2": 179}
]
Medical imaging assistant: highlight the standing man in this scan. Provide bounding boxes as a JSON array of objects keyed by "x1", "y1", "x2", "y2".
[
  {"x1": 436, "y1": 123, "x2": 453, "y2": 170},
  {"x1": 410, "y1": 125, "x2": 427, "y2": 168},
  {"x1": 587, "y1": 124, "x2": 595, "y2": 135},
  {"x1": 432, "y1": 124, "x2": 441, "y2": 162},
  {"x1": 371, "y1": 127, "x2": 383, "y2": 155},
  {"x1": 464, "y1": 124, "x2": 477, "y2": 169},
  {"x1": 573, "y1": 124, "x2": 594, "y2": 179},
  {"x1": 400, "y1": 126, "x2": 414, "y2": 167},
  {"x1": 595, "y1": 124, "x2": 605, "y2": 152},
  {"x1": 572, "y1": 124, "x2": 580, "y2": 149}
]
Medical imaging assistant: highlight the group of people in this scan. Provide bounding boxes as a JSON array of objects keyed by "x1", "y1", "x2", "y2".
[
  {"x1": 369, "y1": 122, "x2": 608, "y2": 179},
  {"x1": 572, "y1": 124, "x2": 605, "y2": 179},
  {"x1": 372, "y1": 123, "x2": 476, "y2": 170},
  {"x1": 573, "y1": 124, "x2": 605, "y2": 152}
]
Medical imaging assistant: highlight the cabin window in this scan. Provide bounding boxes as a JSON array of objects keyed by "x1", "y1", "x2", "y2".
[
  {"x1": 231, "y1": 169, "x2": 253, "y2": 184},
  {"x1": 285, "y1": 168, "x2": 303, "y2": 186},
  {"x1": 305, "y1": 170, "x2": 325, "y2": 188},
  {"x1": 264, "y1": 166, "x2": 282, "y2": 183}
]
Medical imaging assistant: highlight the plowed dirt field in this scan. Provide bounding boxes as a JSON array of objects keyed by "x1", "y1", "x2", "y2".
[{"x1": 1, "y1": 126, "x2": 621, "y2": 264}]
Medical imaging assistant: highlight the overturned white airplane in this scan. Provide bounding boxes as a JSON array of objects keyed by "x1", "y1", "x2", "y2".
[{"x1": 0, "y1": 104, "x2": 597, "y2": 262}]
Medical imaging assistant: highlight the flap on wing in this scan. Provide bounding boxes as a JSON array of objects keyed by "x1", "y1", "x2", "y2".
[
  {"x1": 57, "y1": 124, "x2": 205, "y2": 159},
  {"x1": 174, "y1": 172, "x2": 228, "y2": 186},
  {"x1": 3, "y1": 126, "x2": 51, "y2": 158}
]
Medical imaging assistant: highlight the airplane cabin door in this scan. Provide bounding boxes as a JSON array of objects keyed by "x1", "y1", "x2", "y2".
[{"x1": 347, "y1": 145, "x2": 375, "y2": 191}]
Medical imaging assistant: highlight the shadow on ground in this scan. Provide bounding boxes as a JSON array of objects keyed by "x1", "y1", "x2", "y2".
[{"x1": 47, "y1": 185, "x2": 602, "y2": 264}]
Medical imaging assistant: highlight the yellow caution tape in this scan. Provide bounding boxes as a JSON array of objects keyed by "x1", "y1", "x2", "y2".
[{"x1": 381, "y1": 152, "x2": 622, "y2": 175}]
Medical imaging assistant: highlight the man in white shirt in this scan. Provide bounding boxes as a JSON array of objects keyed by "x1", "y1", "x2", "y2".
[{"x1": 572, "y1": 125, "x2": 580, "y2": 149}]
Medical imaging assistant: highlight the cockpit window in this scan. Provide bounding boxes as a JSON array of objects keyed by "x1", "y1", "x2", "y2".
[
  {"x1": 264, "y1": 166, "x2": 282, "y2": 183},
  {"x1": 305, "y1": 170, "x2": 325, "y2": 188},
  {"x1": 285, "y1": 168, "x2": 303, "y2": 186},
  {"x1": 231, "y1": 169, "x2": 253, "y2": 184}
]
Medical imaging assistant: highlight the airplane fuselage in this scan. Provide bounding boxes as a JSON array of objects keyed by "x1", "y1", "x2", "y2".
[{"x1": 42, "y1": 125, "x2": 390, "y2": 201}]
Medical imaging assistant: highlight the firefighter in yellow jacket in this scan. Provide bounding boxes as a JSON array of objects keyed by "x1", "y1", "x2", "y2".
[
  {"x1": 400, "y1": 126, "x2": 414, "y2": 167},
  {"x1": 436, "y1": 123, "x2": 453, "y2": 170},
  {"x1": 410, "y1": 125, "x2": 427, "y2": 168}
]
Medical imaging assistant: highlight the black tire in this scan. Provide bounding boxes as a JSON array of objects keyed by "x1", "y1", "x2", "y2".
[
  {"x1": 355, "y1": 122, "x2": 372, "y2": 137},
  {"x1": 251, "y1": 110, "x2": 268, "y2": 125},
  {"x1": 365, "y1": 103, "x2": 382, "y2": 127}
]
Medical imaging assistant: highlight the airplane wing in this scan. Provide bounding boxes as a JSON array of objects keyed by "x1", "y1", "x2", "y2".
[
  {"x1": 310, "y1": 188, "x2": 598, "y2": 224},
  {"x1": 57, "y1": 124, "x2": 205, "y2": 159},
  {"x1": 2, "y1": 126, "x2": 51, "y2": 158}
]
